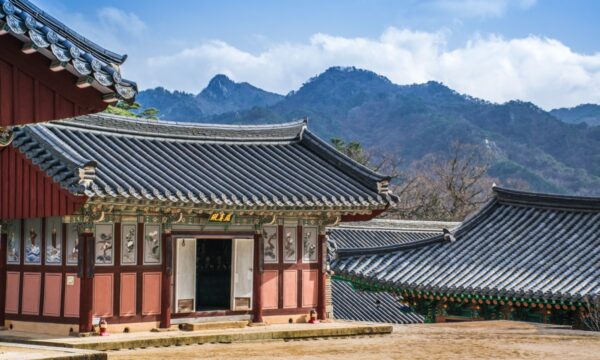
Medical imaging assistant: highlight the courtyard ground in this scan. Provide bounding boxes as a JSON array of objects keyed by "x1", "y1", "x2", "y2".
[{"x1": 107, "y1": 321, "x2": 600, "y2": 360}]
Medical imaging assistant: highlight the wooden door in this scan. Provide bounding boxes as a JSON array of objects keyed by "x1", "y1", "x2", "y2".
[
  {"x1": 175, "y1": 238, "x2": 196, "y2": 313},
  {"x1": 231, "y1": 238, "x2": 254, "y2": 310}
]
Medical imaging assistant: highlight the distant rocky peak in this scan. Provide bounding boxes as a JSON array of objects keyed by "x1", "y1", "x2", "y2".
[{"x1": 203, "y1": 74, "x2": 237, "y2": 98}]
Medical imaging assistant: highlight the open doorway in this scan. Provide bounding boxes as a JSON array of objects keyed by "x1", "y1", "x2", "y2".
[{"x1": 195, "y1": 239, "x2": 232, "y2": 310}]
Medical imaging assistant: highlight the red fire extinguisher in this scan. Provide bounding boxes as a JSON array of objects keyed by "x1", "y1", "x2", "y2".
[{"x1": 99, "y1": 318, "x2": 109, "y2": 336}]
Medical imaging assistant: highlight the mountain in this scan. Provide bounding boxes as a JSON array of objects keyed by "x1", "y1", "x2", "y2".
[
  {"x1": 551, "y1": 104, "x2": 600, "y2": 126},
  {"x1": 136, "y1": 66, "x2": 600, "y2": 196},
  {"x1": 136, "y1": 74, "x2": 283, "y2": 120}
]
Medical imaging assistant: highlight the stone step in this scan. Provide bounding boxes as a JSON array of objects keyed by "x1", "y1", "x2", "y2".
[{"x1": 179, "y1": 320, "x2": 249, "y2": 331}]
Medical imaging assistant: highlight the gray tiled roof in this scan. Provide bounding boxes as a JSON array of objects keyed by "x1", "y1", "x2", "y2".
[
  {"x1": 329, "y1": 219, "x2": 457, "y2": 251},
  {"x1": 332, "y1": 187, "x2": 600, "y2": 302},
  {"x1": 0, "y1": 0, "x2": 136, "y2": 100},
  {"x1": 12, "y1": 114, "x2": 396, "y2": 210},
  {"x1": 328, "y1": 220, "x2": 448, "y2": 324},
  {"x1": 332, "y1": 279, "x2": 424, "y2": 324}
]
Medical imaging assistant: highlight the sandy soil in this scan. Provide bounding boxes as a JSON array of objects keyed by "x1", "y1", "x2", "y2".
[{"x1": 107, "y1": 321, "x2": 600, "y2": 360}]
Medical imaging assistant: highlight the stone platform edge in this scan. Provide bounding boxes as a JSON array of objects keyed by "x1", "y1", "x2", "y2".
[
  {"x1": 1, "y1": 324, "x2": 393, "y2": 351},
  {"x1": 0, "y1": 341, "x2": 107, "y2": 360}
]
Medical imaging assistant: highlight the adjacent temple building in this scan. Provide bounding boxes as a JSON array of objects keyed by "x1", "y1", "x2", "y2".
[{"x1": 331, "y1": 187, "x2": 600, "y2": 326}]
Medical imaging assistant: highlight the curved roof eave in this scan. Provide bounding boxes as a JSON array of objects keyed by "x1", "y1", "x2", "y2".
[{"x1": 1, "y1": 0, "x2": 137, "y2": 101}]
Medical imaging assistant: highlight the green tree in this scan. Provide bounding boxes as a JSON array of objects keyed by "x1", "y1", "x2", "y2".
[
  {"x1": 331, "y1": 137, "x2": 370, "y2": 166},
  {"x1": 105, "y1": 101, "x2": 160, "y2": 120},
  {"x1": 140, "y1": 107, "x2": 160, "y2": 120}
]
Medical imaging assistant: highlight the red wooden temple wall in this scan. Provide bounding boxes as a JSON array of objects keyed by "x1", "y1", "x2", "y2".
[
  {"x1": 0, "y1": 146, "x2": 87, "y2": 219},
  {"x1": 258, "y1": 224, "x2": 324, "y2": 320},
  {"x1": 0, "y1": 35, "x2": 107, "y2": 127}
]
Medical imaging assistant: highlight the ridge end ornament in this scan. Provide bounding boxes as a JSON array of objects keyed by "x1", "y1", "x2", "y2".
[{"x1": 0, "y1": 127, "x2": 14, "y2": 148}]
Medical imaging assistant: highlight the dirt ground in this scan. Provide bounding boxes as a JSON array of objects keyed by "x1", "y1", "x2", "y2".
[
  {"x1": 0, "y1": 344, "x2": 73, "y2": 360},
  {"x1": 107, "y1": 321, "x2": 600, "y2": 360}
]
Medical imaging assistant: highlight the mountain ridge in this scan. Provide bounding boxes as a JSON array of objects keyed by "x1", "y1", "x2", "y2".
[
  {"x1": 550, "y1": 104, "x2": 600, "y2": 126},
  {"x1": 136, "y1": 74, "x2": 283, "y2": 120}
]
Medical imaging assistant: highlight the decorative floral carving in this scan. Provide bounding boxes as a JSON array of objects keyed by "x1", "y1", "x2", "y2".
[
  {"x1": 95, "y1": 224, "x2": 113, "y2": 265},
  {"x1": 121, "y1": 224, "x2": 137, "y2": 265},
  {"x1": 144, "y1": 225, "x2": 161, "y2": 264},
  {"x1": 263, "y1": 226, "x2": 278, "y2": 263},
  {"x1": 302, "y1": 227, "x2": 318, "y2": 262},
  {"x1": 284, "y1": 227, "x2": 297, "y2": 263}
]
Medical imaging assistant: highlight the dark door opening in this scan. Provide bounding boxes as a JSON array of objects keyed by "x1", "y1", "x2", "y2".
[{"x1": 196, "y1": 239, "x2": 232, "y2": 310}]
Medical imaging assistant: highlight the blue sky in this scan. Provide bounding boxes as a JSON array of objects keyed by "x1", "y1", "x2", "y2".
[{"x1": 39, "y1": 0, "x2": 600, "y2": 109}]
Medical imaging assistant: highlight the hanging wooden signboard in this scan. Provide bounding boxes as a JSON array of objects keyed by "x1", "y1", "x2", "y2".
[{"x1": 209, "y1": 212, "x2": 233, "y2": 222}]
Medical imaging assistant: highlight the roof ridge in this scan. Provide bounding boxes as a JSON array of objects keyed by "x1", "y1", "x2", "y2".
[
  {"x1": 331, "y1": 226, "x2": 445, "y2": 233},
  {"x1": 42, "y1": 114, "x2": 308, "y2": 142},
  {"x1": 82, "y1": 113, "x2": 308, "y2": 130},
  {"x1": 493, "y1": 186, "x2": 600, "y2": 211},
  {"x1": 335, "y1": 234, "x2": 445, "y2": 257}
]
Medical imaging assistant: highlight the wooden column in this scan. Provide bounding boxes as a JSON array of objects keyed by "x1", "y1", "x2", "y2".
[
  {"x1": 500, "y1": 304, "x2": 513, "y2": 321},
  {"x1": 0, "y1": 231, "x2": 7, "y2": 327},
  {"x1": 78, "y1": 232, "x2": 95, "y2": 333},
  {"x1": 160, "y1": 233, "x2": 173, "y2": 328},
  {"x1": 252, "y1": 231, "x2": 263, "y2": 323},
  {"x1": 317, "y1": 232, "x2": 327, "y2": 320}
]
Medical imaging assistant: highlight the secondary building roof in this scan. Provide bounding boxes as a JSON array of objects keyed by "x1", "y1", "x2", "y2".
[
  {"x1": 332, "y1": 187, "x2": 600, "y2": 303},
  {"x1": 11, "y1": 114, "x2": 396, "y2": 212},
  {"x1": 332, "y1": 280, "x2": 424, "y2": 324},
  {"x1": 0, "y1": 0, "x2": 137, "y2": 100},
  {"x1": 328, "y1": 220, "x2": 456, "y2": 325},
  {"x1": 329, "y1": 219, "x2": 459, "y2": 251}
]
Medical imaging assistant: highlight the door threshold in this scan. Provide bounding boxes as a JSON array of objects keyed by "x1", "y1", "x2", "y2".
[{"x1": 172, "y1": 314, "x2": 252, "y2": 324}]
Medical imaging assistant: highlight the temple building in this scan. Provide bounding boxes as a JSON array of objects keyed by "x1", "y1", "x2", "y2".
[
  {"x1": 0, "y1": 114, "x2": 396, "y2": 334},
  {"x1": 327, "y1": 220, "x2": 457, "y2": 324},
  {"x1": 0, "y1": 0, "x2": 397, "y2": 336},
  {"x1": 332, "y1": 187, "x2": 600, "y2": 326}
]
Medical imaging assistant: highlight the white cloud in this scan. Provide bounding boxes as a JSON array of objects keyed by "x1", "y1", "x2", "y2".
[
  {"x1": 97, "y1": 7, "x2": 146, "y2": 37},
  {"x1": 137, "y1": 27, "x2": 600, "y2": 109},
  {"x1": 30, "y1": 2, "x2": 146, "y2": 55}
]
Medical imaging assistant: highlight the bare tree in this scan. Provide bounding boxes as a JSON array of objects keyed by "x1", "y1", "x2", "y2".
[
  {"x1": 581, "y1": 297, "x2": 600, "y2": 331},
  {"x1": 331, "y1": 138, "x2": 496, "y2": 222},
  {"x1": 389, "y1": 141, "x2": 496, "y2": 221}
]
